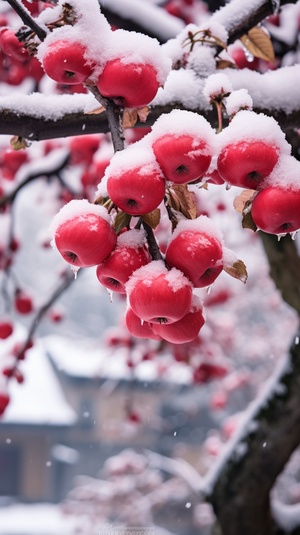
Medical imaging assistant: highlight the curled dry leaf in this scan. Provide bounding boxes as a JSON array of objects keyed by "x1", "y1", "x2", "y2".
[
  {"x1": 233, "y1": 189, "x2": 256, "y2": 213},
  {"x1": 240, "y1": 27, "x2": 275, "y2": 63},
  {"x1": 242, "y1": 210, "x2": 257, "y2": 232},
  {"x1": 10, "y1": 136, "x2": 30, "y2": 150},
  {"x1": 122, "y1": 109, "x2": 138, "y2": 129},
  {"x1": 224, "y1": 259, "x2": 248, "y2": 284},
  {"x1": 142, "y1": 208, "x2": 161, "y2": 230},
  {"x1": 137, "y1": 106, "x2": 150, "y2": 123},
  {"x1": 169, "y1": 185, "x2": 198, "y2": 220},
  {"x1": 216, "y1": 59, "x2": 237, "y2": 70}
]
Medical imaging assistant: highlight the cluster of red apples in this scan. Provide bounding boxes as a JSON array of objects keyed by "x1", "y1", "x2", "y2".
[{"x1": 51, "y1": 103, "x2": 300, "y2": 344}]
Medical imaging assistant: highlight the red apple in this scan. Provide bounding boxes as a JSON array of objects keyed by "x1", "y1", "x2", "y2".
[
  {"x1": 15, "y1": 290, "x2": 33, "y2": 314},
  {"x1": 106, "y1": 150, "x2": 166, "y2": 215},
  {"x1": 97, "y1": 58, "x2": 160, "y2": 108},
  {"x1": 0, "y1": 320, "x2": 13, "y2": 339},
  {"x1": 126, "y1": 260, "x2": 193, "y2": 324},
  {"x1": 125, "y1": 307, "x2": 161, "y2": 340},
  {"x1": 96, "y1": 230, "x2": 151, "y2": 294},
  {"x1": 193, "y1": 362, "x2": 229, "y2": 384},
  {"x1": 217, "y1": 140, "x2": 279, "y2": 190},
  {"x1": 165, "y1": 217, "x2": 223, "y2": 288},
  {"x1": 152, "y1": 134, "x2": 212, "y2": 184},
  {"x1": 41, "y1": 40, "x2": 94, "y2": 84},
  {"x1": 153, "y1": 297, "x2": 205, "y2": 344},
  {"x1": 251, "y1": 186, "x2": 300, "y2": 235},
  {"x1": 0, "y1": 392, "x2": 10, "y2": 416},
  {"x1": 51, "y1": 200, "x2": 117, "y2": 268},
  {"x1": 69, "y1": 135, "x2": 101, "y2": 165},
  {"x1": 0, "y1": 28, "x2": 29, "y2": 62}
]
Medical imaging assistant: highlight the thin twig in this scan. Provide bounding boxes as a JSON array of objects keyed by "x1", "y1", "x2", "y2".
[{"x1": 5, "y1": 0, "x2": 47, "y2": 41}]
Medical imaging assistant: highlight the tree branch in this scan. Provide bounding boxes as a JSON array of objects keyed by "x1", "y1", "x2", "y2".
[{"x1": 5, "y1": 0, "x2": 47, "y2": 41}]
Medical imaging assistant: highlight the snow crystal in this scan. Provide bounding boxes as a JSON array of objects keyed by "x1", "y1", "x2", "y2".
[
  {"x1": 203, "y1": 73, "x2": 233, "y2": 103},
  {"x1": 225, "y1": 89, "x2": 253, "y2": 116},
  {"x1": 117, "y1": 228, "x2": 147, "y2": 249},
  {"x1": 263, "y1": 154, "x2": 300, "y2": 191},
  {"x1": 49, "y1": 199, "x2": 111, "y2": 239},
  {"x1": 150, "y1": 109, "x2": 216, "y2": 154},
  {"x1": 168, "y1": 215, "x2": 224, "y2": 246},
  {"x1": 211, "y1": 0, "x2": 265, "y2": 34},
  {"x1": 217, "y1": 110, "x2": 291, "y2": 154}
]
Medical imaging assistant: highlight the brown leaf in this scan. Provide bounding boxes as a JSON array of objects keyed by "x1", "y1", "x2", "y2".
[
  {"x1": 122, "y1": 109, "x2": 138, "y2": 129},
  {"x1": 240, "y1": 27, "x2": 275, "y2": 63},
  {"x1": 10, "y1": 136, "x2": 29, "y2": 150},
  {"x1": 242, "y1": 210, "x2": 257, "y2": 232},
  {"x1": 216, "y1": 59, "x2": 237, "y2": 70},
  {"x1": 84, "y1": 105, "x2": 105, "y2": 115},
  {"x1": 233, "y1": 189, "x2": 256, "y2": 213},
  {"x1": 114, "y1": 211, "x2": 132, "y2": 234},
  {"x1": 171, "y1": 185, "x2": 198, "y2": 220},
  {"x1": 142, "y1": 208, "x2": 161, "y2": 229},
  {"x1": 224, "y1": 259, "x2": 248, "y2": 284},
  {"x1": 137, "y1": 106, "x2": 150, "y2": 123}
]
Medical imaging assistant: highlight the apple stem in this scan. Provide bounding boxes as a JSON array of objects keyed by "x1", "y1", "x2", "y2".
[
  {"x1": 164, "y1": 196, "x2": 178, "y2": 231},
  {"x1": 215, "y1": 101, "x2": 223, "y2": 133},
  {"x1": 142, "y1": 221, "x2": 164, "y2": 261}
]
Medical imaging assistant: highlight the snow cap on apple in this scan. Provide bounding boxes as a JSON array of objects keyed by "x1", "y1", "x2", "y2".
[{"x1": 50, "y1": 199, "x2": 117, "y2": 268}]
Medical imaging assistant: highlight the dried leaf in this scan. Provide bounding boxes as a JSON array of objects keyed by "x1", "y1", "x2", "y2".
[
  {"x1": 85, "y1": 105, "x2": 105, "y2": 115},
  {"x1": 216, "y1": 58, "x2": 237, "y2": 70},
  {"x1": 240, "y1": 27, "x2": 275, "y2": 63},
  {"x1": 137, "y1": 106, "x2": 150, "y2": 123},
  {"x1": 224, "y1": 259, "x2": 248, "y2": 284},
  {"x1": 233, "y1": 189, "x2": 256, "y2": 213},
  {"x1": 10, "y1": 136, "x2": 29, "y2": 150},
  {"x1": 172, "y1": 185, "x2": 198, "y2": 219},
  {"x1": 242, "y1": 210, "x2": 257, "y2": 232},
  {"x1": 122, "y1": 109, "x2": 138, "y2": 129},
  {"x1": 142, "y1": 208, "x2": 161, "y2": 229},
  {"x1": 114, "y1": 211, "x2": 131, "y2": 234}
]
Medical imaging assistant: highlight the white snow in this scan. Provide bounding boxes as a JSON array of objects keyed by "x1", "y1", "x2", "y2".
[
  {"x1": 0, "y1": 504, "x2": 77, "y2": 535},
  {"x1": 225, "y1": 89, "x2": 253, "y2": 116},
  {"x1": 125, "y1": 260, "x2": 192, "y2": 295},
  {"x1": 117, "y1": 228, "x2": 147, "y2": 249},
  {"x1": 263, "y1": 154, "x2": 300, "y2": 191},
  {"x1": 0, "y1": 327, "x2": 76, "y2": 426}
]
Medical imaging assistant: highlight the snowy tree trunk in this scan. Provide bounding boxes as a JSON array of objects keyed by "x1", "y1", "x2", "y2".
[{"x1": 208, "y1": 330, "x2": 300, "y2": 535}]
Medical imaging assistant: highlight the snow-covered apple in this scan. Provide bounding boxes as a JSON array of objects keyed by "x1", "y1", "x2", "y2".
[
  {"x1": 41, "y1": 40, "x2": 94, "y2": 84},
  {"x1": 50, "y1": 199, "x2": 117, "y2": 268},
  {"x1": 104, "y1": 147, "x2": 166, "y2": 215},
  {"x1": 217, "y1": 140, "x2": 280, "y2": 190},
  {"x1": 126, "y1": 260, "x2": 193, "y2": 324},
  {"x1": 152, "y1": 134, "x2": 212, "y2": 184},
  {"x1": 0, "y1": 28, "x2": 29, "y2": 62},
  {"x1": 96, "y1": 229, "x2": 151, "y2": 294},
  {"x1": 165, "y1": 216, "x2": 223, "y2": 288}
]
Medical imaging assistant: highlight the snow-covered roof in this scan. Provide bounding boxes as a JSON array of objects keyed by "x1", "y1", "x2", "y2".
[{"x1": 0, "y1": 329, "x2": 77, "y2": 427}]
